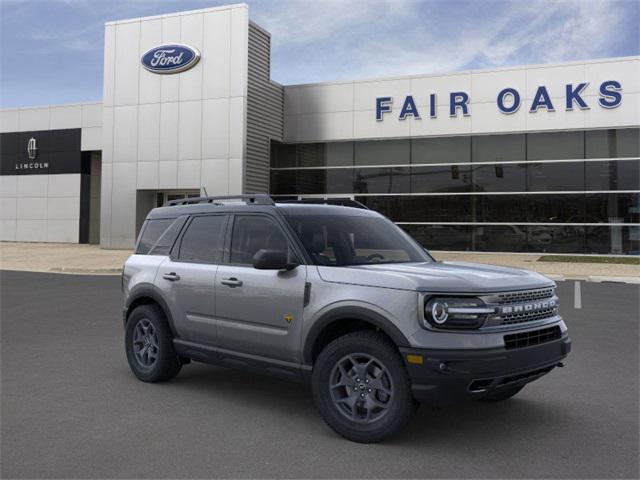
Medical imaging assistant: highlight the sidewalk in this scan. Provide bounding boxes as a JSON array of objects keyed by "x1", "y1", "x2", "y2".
[{"x1": 1, "y1": 242, "x2": 638, "y2": 283}]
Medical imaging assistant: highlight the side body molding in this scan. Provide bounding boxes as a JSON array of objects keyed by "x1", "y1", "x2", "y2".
[{"x1": 302, "y1": 305, "x2": 411, "y2": 365}]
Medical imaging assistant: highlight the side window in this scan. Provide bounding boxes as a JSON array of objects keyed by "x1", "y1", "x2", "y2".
[
  {"x1": 230, "y1": 216, "x2": 289, "y2": 265},
  {"x1": 177, "y1": 215, "x2": 227, "y2": 264},
  {"x1": 148, "y1": 216, "x2": 187, "y2": 255},
  {"x1": 136, "y1": 218, "x2": 174, "y2": 254}
]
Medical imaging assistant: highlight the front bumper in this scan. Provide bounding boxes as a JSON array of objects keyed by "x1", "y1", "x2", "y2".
[{"x1": 400, "y1": 334, "x2": 571, "y2": 405}]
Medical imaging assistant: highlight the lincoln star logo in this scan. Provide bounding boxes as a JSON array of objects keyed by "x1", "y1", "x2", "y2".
[
  {"x1": 27, "y1": 137, "x2": 38, "y2": 160},
  {"x1": 499, "y1": 298, "x2": 557, "y2": 315},
  {"x1": 141, "y1": 44, "x2": 200, "y2": 74}
]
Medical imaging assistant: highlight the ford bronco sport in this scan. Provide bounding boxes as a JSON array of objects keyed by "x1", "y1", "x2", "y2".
[{"x1": 122, "y1": 195, "x2": 571, "y2": 443}]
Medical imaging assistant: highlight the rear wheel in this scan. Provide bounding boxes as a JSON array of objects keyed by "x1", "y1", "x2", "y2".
[
  {"x1": 479, "y1": 384, "x2": 524, "y2": 402},
  {"x1": 125, "y1": 304, "x2": 181, "y2": 382},
  {"x1": 312, "y1": 331, "x2": 417, "y2": 443}
]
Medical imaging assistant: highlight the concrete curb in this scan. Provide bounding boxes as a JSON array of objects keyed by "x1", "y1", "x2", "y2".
[
  {"x1": 545, "y1": 274, "x2": 640, "y2": 284},
  {"x1": 48, "y1": 267, "x2": 123, "y2": 275}
]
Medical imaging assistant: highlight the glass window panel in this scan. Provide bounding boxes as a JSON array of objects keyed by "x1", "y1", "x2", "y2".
[
  {"x1": 178, "y1": 215, "x2": 227, "y2": 263},
  {"x1": 411, "y1": 165, "x2": 473, "y2": 193},
  {"x1": 326, "y1": 142, "x2": 354, "y2": 166},
  {"x1": 401, "y1": 224, "x2": 472, "y2": 251},
  {"x1": 585, "y1": 128, "x2": 640, "y2": 158},
  {"x1": 354, "y1": 167, "x2": 410, "y2": 194},
  {"x1": 398, "y1": 196, "x2": 474, "y2": 222},
  {"x1": 527, "y1": 161, "x2": 585, "y2": 191},
  {"x1": 473, "y1": 225, "x2": 528, "y2": 252},
  {"x1": 356, "y1": 196, "x2": 400, "y2": 219},
  {"x1": 472, "y1": 134, "x2": 525, "y2": 162},
  {"x1": 527, "y1": 226, "x2": 585, "y2": 253},
  {"x1": 585, "y1": 160, "x2": 640, "y2": 191},
  {"x1": 271, "y1": 169, "x2": 353, "y2": 195},
  {"x1": 527, "y1": 131, "x2": 584, "y2": 160},
  {"x1": 355, "y1": 139, "x2": 410, "y2": 166},
  {"x1": 586, "y1": 226, "x2": 640, "y2": 255},
  {"x1": 472, "y1": 164, "x2": 526, "y2": 192},
  {"x1": 136, "y1": 218, "x2": 173, "y2": 254},
  {"x1": 475, "y1": 195, "x2": 528, "y2": 223},
  {"x1": 526, "y1": 194, "x2": 585, "y2": 222},
  {"x1": 230, "y1": 216, "x2": 289, "y2": 265},
  {"x1": 296, "y1": 144, "x2": 325, "y2": 167},
  {"x1": 585, "y1": 192, "x2": 640, "y2": 223},
  {"x1": 270, "y1": 142, "x2": 297, "y2": 168},
  {"x1": 412, "y1": 136, "x2": 470, "y2": 164}
]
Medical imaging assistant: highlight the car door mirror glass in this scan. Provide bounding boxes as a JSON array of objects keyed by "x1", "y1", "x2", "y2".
[{"x1": 253, "y1": 249, "x2": 297, "y2": 270}]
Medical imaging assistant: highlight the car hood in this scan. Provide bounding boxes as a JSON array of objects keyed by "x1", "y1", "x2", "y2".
[{"x1": 316, "y1": 261, "x2": 554, "y2": 293}]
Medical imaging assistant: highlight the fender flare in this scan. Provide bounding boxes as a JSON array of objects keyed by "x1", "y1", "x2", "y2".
[
  {"x1": 302, "y1": 305, "x2": 410, "y2": 364},
  {"x1": 124, "y1": 283, "x2": 177, "y2": 336}
]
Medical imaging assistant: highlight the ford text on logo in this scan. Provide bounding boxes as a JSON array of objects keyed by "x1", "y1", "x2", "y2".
[
  {"x1": 376, "y1": 80, "x2": 622, "y2": 120},
  {"x1": 141, "y1": 44, "x2": 201, "y2": 74}
]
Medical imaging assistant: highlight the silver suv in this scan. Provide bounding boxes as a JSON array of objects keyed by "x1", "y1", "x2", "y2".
[{"x1": 122, "y1": 195, "x2": 571, "y2": 443}]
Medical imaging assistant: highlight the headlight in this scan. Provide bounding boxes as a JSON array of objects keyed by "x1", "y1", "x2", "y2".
[{"x1": 424, "y1": 297, "x2": 495, "y2": 330}]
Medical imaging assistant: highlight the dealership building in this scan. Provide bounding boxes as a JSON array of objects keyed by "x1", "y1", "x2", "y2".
[{"x1": 1, "y1": 3, "x2": 638, "y2": 254}]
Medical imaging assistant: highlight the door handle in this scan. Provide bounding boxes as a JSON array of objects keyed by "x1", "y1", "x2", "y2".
[
  {"x1": 163, "y1": 272, "x2": 181, "y2": 281},
  {"x1": 221, "y1": 277, "x2": 243, "y2": 287}
]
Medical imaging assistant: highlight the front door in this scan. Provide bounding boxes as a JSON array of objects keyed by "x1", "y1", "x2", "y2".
[
  {"x1": 157, "y1": 214, "x2": 228, "y2": 343},
  {"x1": 215, "y1": 214, "x2": 307, "y2": 363}
]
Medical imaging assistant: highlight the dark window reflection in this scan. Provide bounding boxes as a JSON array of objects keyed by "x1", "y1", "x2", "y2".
[
  {"x1": 586, "y1": 226, "x2": 640, "y2": 255},
  {"x1": 527, "y1": 161, "x2": 585, "y2": 191},
  {"x1": 354, "y1": 167, "x2": 410, "y2": 194},
  {"x1": 271, "y1": 169, "x2": 353, "y2": 195},
  {"x1": 473, "y1": 225, "x2": 527, "y2": 252},
  {"x1": 401, "y1": 224, "x2": 472, "y2": 251},
  {"x1": 355, "y1": 140, "x2": 409, "y2": 166},
  {"x1": 412, "y1": 137, "x2": 471, "y2": 164},
  {"x1": 475, "y1": 195, "x2": 528, "y2": 223},
  {"x1": 585, "y1": 160, "x2": 640, "y2": 191},
  {"x1": 527, "y1": 131, "x2": 584, "y2": 160},
  {"x1": 585, "y1": 128, "x2": 640, "y2": 158},
  {"x1": 527, "y1": 194, "x2": 585, "y2": 222},
  {"x1": 585, "y1": 193, "x2": 640, "y2": 223},
  {"x1": 356, "y1": 195, "x2": 473, "y2": 222},
  {"x1": 412, "y1": 165, "x2": 473, "y2": 193},
  {"x1": 270, "y1": 142, "x2": 354, "y2": 168},
  {"x1": 473, "y1": 134, "x2": 525, "y2": 162},
  {"x1": 527, "y1": 226, "x2": 585, "y2": 253},
  {"x1": 472, "y1": 164, "x2": 526, "y2": 192},
  {"x1": 271, "y1": 142, "x2": 297, "y2": 168}
]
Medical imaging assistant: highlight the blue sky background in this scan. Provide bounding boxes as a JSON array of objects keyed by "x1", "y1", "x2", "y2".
[{"x1": 1, "y1": 0, "x2": 638, "y2": 108}]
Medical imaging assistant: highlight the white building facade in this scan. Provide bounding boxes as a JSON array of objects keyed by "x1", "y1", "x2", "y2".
[{"x1": 1, "y1": 4, "x2": 638, "y2": 254}]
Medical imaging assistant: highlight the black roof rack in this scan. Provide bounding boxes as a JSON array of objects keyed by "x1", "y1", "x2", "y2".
[
  {"x1": 164, "y1": 194, "x2": 275, "y2": 207},
  {"x1": 275, "y1": 198, "x2": 369, "y2": 210}
]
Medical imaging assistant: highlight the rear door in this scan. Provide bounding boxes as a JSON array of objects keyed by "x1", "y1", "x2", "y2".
[
  {"x1": 214, "y1": 214, "x2": 307, "y2": 363},
  {"x1": 157, "y1": 214, "x2": 228, "y2": 344}
]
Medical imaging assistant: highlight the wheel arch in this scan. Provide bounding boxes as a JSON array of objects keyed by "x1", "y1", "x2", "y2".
[
  {"x1": 124, "y1": 284, "x2": 177, "y2": 336},
  {"x1": 303, "y1": 306, "x2": 410, "y2": 365}
]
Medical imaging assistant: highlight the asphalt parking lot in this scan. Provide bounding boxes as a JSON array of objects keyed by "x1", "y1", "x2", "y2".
[{"x1": 1, "y1": 270, "x2": 638, "y2": 479}]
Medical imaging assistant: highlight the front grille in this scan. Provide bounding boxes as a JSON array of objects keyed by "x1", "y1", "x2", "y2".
[
  {"x1": 497, "y1": 287, "x2": 555, "y2": 305},
  {"x1": 504, "y1": 326, "x2": 561, "y2": 350},
  {"x1": 501, "y1": 307, "x2": 557, "y2": 325}
]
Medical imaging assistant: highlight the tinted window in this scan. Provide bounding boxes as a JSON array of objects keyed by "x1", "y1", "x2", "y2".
[
  {"x1": 475, "y1": 195, "x2": 528, "y2": 223},
  {"x1": 136, "y1": 218, "x2": 174, "y2": 254},
  {"x1": 355, "y1": 140, "x2": 410, "y2": 166},
  {"x1": 412, "y1": 165, "x2": 473, "y2": 193},
  {"x1": 230, "y1": 216, "x2": 289, "y2": 265},
  {"x1": 354, "y1": 167, "x2": 410, "y2": 193},
  {"x1": 527, "y1": 194, "x2": 585, "y2": 223},
  {"x1": 585, "y1": 128, "x2": 640, "y2": 158},
  {"x1": 402, "y1": 224, "x2": 472, "y2": 251},
  {"x1": 585, "y1": 192, "x2": 640, "y2": 224},
  {"x1": 527, "y1": 226, "x2": 585, "y2": 254},
  {"x1": 178, "y1": 215, "x2": 227, "y2": 263},
  {"x1": 473, "y1": 225, "x2": 528, "y2": 252},
  {"x1": 473, "y1": 134, "x2": 525, "y2": 162},
  {"x1": 286, "y1": 215, "x2": 429, "y2": 266},
  {"x1": 270, "y1": 169, "x2": 354, "y2": 195},
  {"x1": 472, "y1": 163, "x2": 526, "y2": 192},
  {"x1": 585, "y1": 160, "x2": 640, "y2": 190},
  {"x1": 527, "y1": 161, "x2": 585, "y2": 191},
  {"x1": 412, "y1": 136, "x2": 470, "y2": 164},
  {"x1": 148, "y1": 216, "x2": 187, "y2": 255},
  {"x1": 527, "y1": 131, "x2": 584, "y2": 160}
]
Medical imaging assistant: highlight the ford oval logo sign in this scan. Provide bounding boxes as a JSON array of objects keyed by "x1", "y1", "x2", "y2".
[{"x1": 141, "y1": 44, "x2": 201, "y2": 74}]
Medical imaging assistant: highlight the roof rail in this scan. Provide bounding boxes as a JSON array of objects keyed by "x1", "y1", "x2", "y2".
[
  {"x1": 275, "y1": 197, "x2": 369, "y2": 210},
  {"x1": 164, "y1": 194, "x2": 275, "y2": 207}
]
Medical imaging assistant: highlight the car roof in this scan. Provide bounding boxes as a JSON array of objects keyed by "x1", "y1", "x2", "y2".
[{"x1": 146, "y1": 201, "x2": 381, "y2": 220}]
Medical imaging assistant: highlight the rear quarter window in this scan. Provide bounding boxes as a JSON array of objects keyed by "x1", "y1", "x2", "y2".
[{"x1": 136, "y1": 217, "x2": 185, "y2": 255}]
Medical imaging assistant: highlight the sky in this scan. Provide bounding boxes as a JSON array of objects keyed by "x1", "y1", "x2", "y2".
[{"x1": 0, "y1": 0, "x2": 638, "y2": 108}]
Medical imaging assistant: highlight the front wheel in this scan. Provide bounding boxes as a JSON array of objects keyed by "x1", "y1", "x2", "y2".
[{"x1": 312, "y1": 331, "x2": 418, "y2": 443}]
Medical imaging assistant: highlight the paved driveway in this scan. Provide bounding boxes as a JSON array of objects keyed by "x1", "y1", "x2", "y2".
[{"x1": 1, "y1": 271, "x2": 638, "y2": 478}]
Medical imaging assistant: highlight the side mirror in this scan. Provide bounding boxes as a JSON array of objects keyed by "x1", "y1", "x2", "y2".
[{"x1": 252, "y1": 249, "x2": 298, "y2": 271}]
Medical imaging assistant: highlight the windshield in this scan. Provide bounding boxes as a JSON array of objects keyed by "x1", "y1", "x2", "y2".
[{"x1": 285, "y1": 214, "x2": 432, "y2": 267}]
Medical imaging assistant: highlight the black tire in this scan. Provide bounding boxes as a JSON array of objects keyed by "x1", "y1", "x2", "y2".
[
  {"x1": 479, "y1": 384, "x2": 524, "y2": 402},
  {"x1": 125, "y1": 304, "x2": 182, "y2": 382},
  {"x1": 312, "y1": 330, "x2": 418, "y2": 443}
]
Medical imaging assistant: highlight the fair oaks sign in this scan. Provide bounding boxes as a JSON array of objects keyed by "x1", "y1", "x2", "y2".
[
  {"x1": 376, "y1": 80, "x2": 623, "y2": 121},
  {"x1": 141, "y1": 44, "x2": 201, "y2": 74}
]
